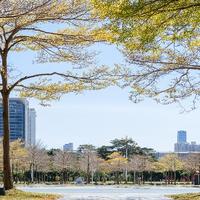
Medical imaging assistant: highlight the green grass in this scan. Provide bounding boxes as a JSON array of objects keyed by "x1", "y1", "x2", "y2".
[
  {"x1": 0, "y1": 189, "x2": 61, "y2": 200},
  {"x1": 170, "y1": 193, "x2": 200, "y2": 200}
]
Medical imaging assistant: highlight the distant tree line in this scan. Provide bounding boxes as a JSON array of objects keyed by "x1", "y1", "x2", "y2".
[{"x1": 0, "y1": 137, "x2": 199, "y2": 185}]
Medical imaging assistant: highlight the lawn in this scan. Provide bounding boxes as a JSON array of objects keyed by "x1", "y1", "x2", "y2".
[
  {"x1": 170, "y1": 193, "x2": 200, "y2": 200},
  {"x1": 0, "y1": 189, "x2": 61, "y2": 200}
]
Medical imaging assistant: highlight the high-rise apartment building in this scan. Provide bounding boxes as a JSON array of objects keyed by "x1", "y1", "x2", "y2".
[{"x1": 0, "y1": 98, "x2": 36, "y2": 146}]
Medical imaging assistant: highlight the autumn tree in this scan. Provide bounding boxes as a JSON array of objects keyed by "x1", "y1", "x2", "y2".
[
  {"x1": 183, "y1": 153, "x2": 200, "y2": 181},
  {"x1": 159, "y1": 154, "x2": 183, "y2": 184},
  {"x1": 78, "y1": 144, "x2": 98, "y2": 183},
  {"x1": 0, "y1": 0, "x2": 118, "y2": 190},
  {"x1": 10, "y1": 140, "x2": 28, "y2": 182},
  {"x1": 111, "y1": 137, "x2": 139, "y2": 183},
  {"x1": 95, "y1": 157, "x2": 110, "y2": 183},
  {"x1": 34, "y1": 150, "x2": 50, "y2": 183},
  {"x1": 0, "y1": 139, "x2": 28, "y2": 182},
  {"x1": 107, "y1": 152, "x2": 127, "y2": 184},
  {"x1": 54, "y1": 150, "x2": 75, "y2": 183},
  {"x1": 92, "y1": 0, "x2": 200, "y2": 109},
  {"x1": 128, "y1": 154, "x2": 152, "y2": 184},
  {"x1": 26, "y1": 142, "x2": 47, "y2": 183}
]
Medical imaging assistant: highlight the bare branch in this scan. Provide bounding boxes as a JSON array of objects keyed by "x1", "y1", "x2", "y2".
[{"x1": 9, "y1": 72, "x2": 96, "y2": 92}]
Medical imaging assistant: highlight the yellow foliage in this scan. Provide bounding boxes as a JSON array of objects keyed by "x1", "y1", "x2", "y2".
[
  {"x1": 158, "y1": 154, "x2": 184, "y2": 172},
  {"x1": 107, "y1": 152, "x2": 127, "y2": 171}
]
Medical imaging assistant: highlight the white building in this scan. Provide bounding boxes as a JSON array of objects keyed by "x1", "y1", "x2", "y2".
[{"x1": 27, "y1": 108, "x2": 36, "y2": 146}]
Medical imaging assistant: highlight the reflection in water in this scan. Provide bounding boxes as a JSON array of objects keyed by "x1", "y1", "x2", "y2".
[{"x1": 20, "y1": 186, "x2": 199, "y2": 200}]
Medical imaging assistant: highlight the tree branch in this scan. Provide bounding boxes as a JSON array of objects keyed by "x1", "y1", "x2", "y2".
[
  {"x1": 9, "y1": 72, "x2": 95, "y2": 92},
  {"x1": 129, "y1": 59, "x2": 200, "y2": 70}
]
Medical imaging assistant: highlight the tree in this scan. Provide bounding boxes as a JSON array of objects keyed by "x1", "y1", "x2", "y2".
[
  {"x1": 111, "y1": 137, "x2": 139, "y2": 157},
  {"x1": 27, "y1": 142, "x2": 47, "y2": 183},
  {"x1": 107, "y1": 152, "x2": 127, "y2": 184},
  {"x1": 0, "y1": 139, "x2": 28, "y2": 182},
  {"x1": 111, "y1": 137, "x2": 139, "y2": 183},
  {"x1": 92, "y1": 0, "x2": 200, "y2": 109},
  {"x1": 54, "y1": 150, "x2": 75, "y2": 183},
  {"x1": 0, "y1": 0, "x2": 117, "y2": 190},
  {"x1": 78, "y1": 144, "x2": 97, "y2": 183},
  {"x1": 10, "y1": 140, "x2": 28, "y2": 182},
  {"x1": 34, "y1": 150, "x2": 50, "y2": 183},
  {"x1": 95, "y1": 157, "x2": 110, "y2": 183},
  {"x1": 158, "y1": 154, "x2": 183, "y2": 184},
  {"x1": 183, "y1": 153, "x2": 200, "y2": 180},
  {"x1": 78, "y1": 144, "x2": 96, "y2": 153},
  {"x1": 128, "y1": 154, "x2": 152, "y2": 184},
  {"x1": 97, "y1": 145, "x2": 114, "y2": 160}
]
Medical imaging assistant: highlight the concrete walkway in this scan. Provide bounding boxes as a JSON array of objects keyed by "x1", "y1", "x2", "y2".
[{"x1": 18, "y1": 185, "x2": 199, "y2": 200}]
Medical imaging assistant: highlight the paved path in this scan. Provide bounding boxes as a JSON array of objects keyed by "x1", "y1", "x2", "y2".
[
  {"x1": 18, "y1": 185, "x2": 199, "y2": 200},
  {"x1": 59, "y1": 194, "x2": 171, "y2": 200},
  {"x1": 57, "y1": 189, "x2": 172, "y2": 200}
]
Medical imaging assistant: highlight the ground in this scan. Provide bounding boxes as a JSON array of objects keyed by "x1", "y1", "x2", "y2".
[
  {"x1": 0, "y1": 189, "x2": 61, "y2": 200},
  {"x1": 171, "y1": 193, "x2": 200, "y2": 200}
]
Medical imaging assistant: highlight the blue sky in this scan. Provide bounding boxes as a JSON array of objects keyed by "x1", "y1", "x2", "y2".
[{"x1": 9, "y1": 44, "x2": 200, "y2": 152}]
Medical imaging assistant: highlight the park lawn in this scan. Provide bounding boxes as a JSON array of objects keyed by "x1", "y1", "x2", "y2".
[
  {"x1": 170, "y1": 193, "x2": 200, "y2": 200},
  {"x1": 0, "y1": 189, "x2": 61, "y2": 200}
]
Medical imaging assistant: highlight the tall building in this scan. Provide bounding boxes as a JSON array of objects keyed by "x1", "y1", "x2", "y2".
[
  {"x1": 0, "y1": 98, "x2": 29, "y2": 141},
  {"x1": 63, "y1": 143, "x2": 73, "y2": 151},
  {"x1": 177, "y1": 130, "x2": 187, "y2": 143},
  {"x1": 174, "y1": 130, "x2": 200, "y2": 153},
  {"x1": 27, "y1": 108, "x2": 36, "y2": 146},
  {"x1": 175, "y1": 130, "x2": 188, "y2": 152},
  {"x1": 0, "y1": 98, "x2": 36, "y2": 146}
]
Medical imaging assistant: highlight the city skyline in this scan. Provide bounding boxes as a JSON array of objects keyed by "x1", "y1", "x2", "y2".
[
  {"x1": 27, "y1": 89, "x2": 200, "y2": 152},
  {"x1": 9, "y1": 44, "x2": 200, "y2": 152},
  {"x1": 5, "y1": 91, "x2": 200, "y2": 152},
  {"x1": 2, "y1": 96, "x2": 200, "y2": 152},
  {"x1": 61, "y1": 130, "x2": 200, "y2": 152},
  {"x1": 175, "y1": 130, "x2": 200, "y2": 153}
]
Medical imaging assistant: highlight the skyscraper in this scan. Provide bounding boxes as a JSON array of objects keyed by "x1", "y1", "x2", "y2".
[
  {"x1": 174, "y1": 130, "x2": 188, "y2": 152},
  {"x1": 174, "y1": 130, "x2": 200, "y2": 153},
  {"x1": 177, "y1": 130, "x2": 187, "y2": 143},
  {"x1": 27, "y1": 108, "x2": 36, "y2": 146},
  {"x1": 0, "y1": 98, "x2": 36, "y2": 145},
  {"x1": 0, "y1": 98, "x2": 29, "y2": 141}
]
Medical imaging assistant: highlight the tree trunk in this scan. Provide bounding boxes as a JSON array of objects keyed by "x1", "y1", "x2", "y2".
[
  {"x1": 1, "y1": 51, "x2": 13, "y2": 190},
  {"x1": 150, "y1": 171, "x2": 153, "y2": 184},
  {"x1": 91, "y1": 170, "x2": 93, "y2": 184},
  {"x1": 141, "y1": 172, "x2": 144, "y2": 184},
  {"x1": 63, "y1": 171, "x2": 65, "y2": 184},
  {"x1": 86, "y1": 154, "x2": 90, "y2": 184},
  {"x1": 2, "y1": 93, "x2": 13, "y2": 190},
  {"x1": 31, "y1": 163, "x2": 34, "y2": 183},
  {"x1": 116, "y1": 171, "x2": 119, "y2": 184},
  {"x1": 133, "y1": 171, "x2": 136, "y2": 184},
  {"x1": 174, "y1": 170, "x2": 176, "y2": 185}
]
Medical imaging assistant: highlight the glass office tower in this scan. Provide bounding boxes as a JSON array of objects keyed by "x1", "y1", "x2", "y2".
[
  {"x1": 0, "y1": 98, "x2": 29, "y2": 142},
  {"x1": 177, "y1": 130, "x2": 187, "y2": 143},
  {"x1": 174, "y1": 130, "x2": 188, "y2": 152}
]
